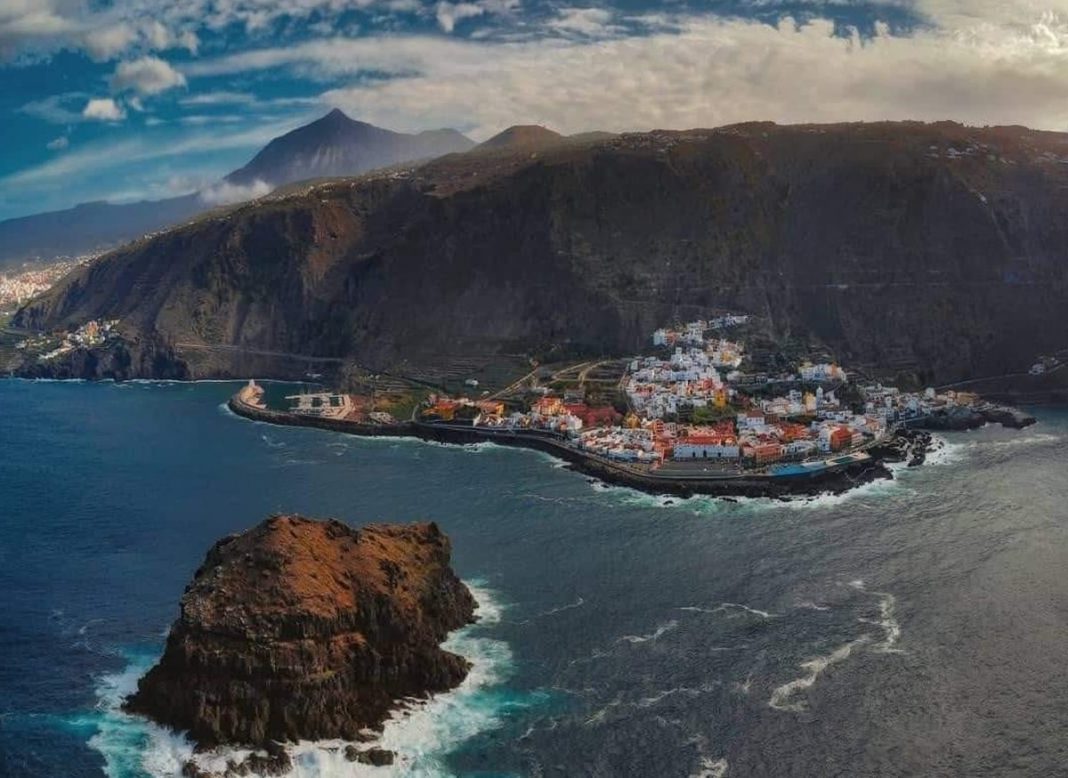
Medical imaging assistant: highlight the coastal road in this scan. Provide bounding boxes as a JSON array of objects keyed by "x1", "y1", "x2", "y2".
[
  {"x1": 489, "y1": 364, "x2": 540, "y2": 400},
  {"x1": 174, "y1": 342, "x2": 346, "y2": 364}
]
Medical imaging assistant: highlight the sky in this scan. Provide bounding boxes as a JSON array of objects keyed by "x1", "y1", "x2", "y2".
[{"x1": 4, "y1": 0, "x2": 1068, "y2": 221}]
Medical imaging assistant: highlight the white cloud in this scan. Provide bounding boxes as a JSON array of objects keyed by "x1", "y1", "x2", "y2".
[
  {"x1": 179, "y1": 91, "x2": 256, "y2": 106},
  {"x1": 198, "y1": 178, "x2": 273, "y2": 206},
  {"x1": 548, "y1": 7, "x2": 619, "y2": 37},
  {"x1": 110, "y1": 55, "x2": 186, "y2": 95},
  {"x1": 435, "y1": 2, "x2": 485, "y2": 33},
  {"x1": 84, "y1": 22, "x2": 138, "y2": 59},
  {"x1": 177, "y1": 29, "x2": 199, "y2": 54},
  {"x1": 82, "y1": 97, "x2": 126, "y2": 121},
  {"x1": 46, "y1": 135, "x2": 69, "y2": 150},
  {"x1": 0, "y1": 116, "x2": 312, "y2": 190},
  {"x1": 20, "y1": 92, "x2": 89, "y2": 124},
  {"x1": 182, "y1": 10, "x2": 1068, "y2": 139}
]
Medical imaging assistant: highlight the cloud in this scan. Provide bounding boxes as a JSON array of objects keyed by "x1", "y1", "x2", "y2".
[
  {"x1": 46, "y1": 135, "x2": 69, "y2": 150},
  {"x1": 83, "y1": 22, "x2": 139, "y2": 59},
  {"x1": 82, "y1": 97, "x2": 126, "y2": 121},
  {"x1": 181, "y1": 9, "x2": 1068, "y2": 139},
  {"x1": 548, "y1": 7, "x2": 620, "y2": 37},
  {"x1": 179, "y1": 91, "x2": 256, "y2": 106},
  {"x1": 435, "y1": 2, "x2": 486, "y2": 33},
  {"x1": 20, "y1": 92, "x2": 90, "y2": 124},
  {"x1": 198, "y1": 178, "x2": 273, "y2": 206},
  {"x1": 0, "y1": 117, "x2": 312, "y2": 189},
  {"x1": 110, "y1": 56, "x2": 186, "y2": 95}
]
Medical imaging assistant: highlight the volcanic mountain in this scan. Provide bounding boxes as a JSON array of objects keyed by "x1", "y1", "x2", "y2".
[
  {"x1": 475, "y1": 124, "x2": 565, "y2": 152},
  {"x1": 0, "y1": 110, "x2": 473, "y2": 269},
  {"x1": 225, "y1": 108, "x2": 474, "y2": 186},
  {"x1": 14, "y1": 120, "x2": 1068, "y2": 386}
]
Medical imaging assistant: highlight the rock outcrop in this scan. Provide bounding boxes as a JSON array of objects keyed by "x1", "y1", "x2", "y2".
[{"x1": 125, "y1": 515, "x2": 476, "y2": 760}]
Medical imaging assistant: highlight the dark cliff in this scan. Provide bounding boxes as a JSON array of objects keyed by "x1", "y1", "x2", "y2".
[
  {"x1": 16, "y1": 121, "x2": 1068, "y2": 383},
  {"x1": 125, "y1": 515, "x2": 476, "y2": 749}
]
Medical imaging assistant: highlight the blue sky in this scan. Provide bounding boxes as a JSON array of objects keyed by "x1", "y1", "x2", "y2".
[{"x1": 2, "y1": 0, "x2": 1068, "y2": 222}]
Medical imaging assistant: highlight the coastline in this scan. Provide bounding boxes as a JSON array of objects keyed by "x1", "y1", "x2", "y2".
[{"x1": 227, "y1": 390, "x2": 904, "y2": 499}]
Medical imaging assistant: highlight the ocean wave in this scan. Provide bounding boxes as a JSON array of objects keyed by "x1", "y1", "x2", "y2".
[
  {"x1": 849, "y1": 581, "x2": 903, "y2": 654},
  {"x1": 678, "y1": 602, "x2": 778, "y2": 619},
  {"x1": 618, "y1": 620, "x2": 680, "y2": 644},
  {"x1": 519, "y1": 596, "x2": 586, "y2": 623},
  {"x1": 794, "y1": 601, "x2": 831, "y2": 612},
  {"x1": 924, "y1": 436, "x2": 969, "y2": 466},
  {"x1": 583, "y1": 683, "x2": 720, "y2": 726},
  {"x1": 768, "y1": 635, "x2": 872, "y2": 712},
  {"x1": 769, "y1": 581, "x2": 904, "y2": 712},
  {"x1": 86, "y1": 583, "x2": 522, "y2": 777},
  {"x1": 691, "y1": 757, "x2": 730, "y2": 778},
  {"x1": 585, "y1": 481, "x2": 729, "y2": 514}
]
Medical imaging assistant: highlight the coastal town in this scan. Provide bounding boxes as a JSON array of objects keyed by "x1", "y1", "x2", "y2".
[
  {"x1": 15, "y1": 319, "x2": 121, "y2": 362},
  {"x1": 0, "y1": 254, "x2": 100, "y2": 315},
  {"x1": 234, "y1": 313, "x2": 1033, "y2": 492}
]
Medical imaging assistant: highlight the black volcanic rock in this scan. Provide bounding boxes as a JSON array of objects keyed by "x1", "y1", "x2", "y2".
[
  {"x1": 16, "y1": 121, "x2": 1068, "y2": 384},
  {"x1": 124, "y1": 516, "x2": 476, "y2": 750},
  {"x1": 225, "y1": 109, "x2": 474, "y2": 187}
]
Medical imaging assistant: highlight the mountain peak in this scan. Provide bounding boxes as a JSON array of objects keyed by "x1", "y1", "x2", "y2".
[
  {"x1": 477, "y1": 125, "x2": 564, "y2": 151},
  {"x1": 319, "y1": 107, "x2": 356, "y2": 125}
]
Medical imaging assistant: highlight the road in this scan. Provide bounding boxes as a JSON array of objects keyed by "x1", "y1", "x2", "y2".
[{"x1": 174, "y1": 342, "x2": 346, "y2": 364}]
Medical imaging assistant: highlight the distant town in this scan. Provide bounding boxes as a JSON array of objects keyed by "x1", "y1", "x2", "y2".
[{"x1": 0, "y1": 254, "x2": 101, "y2": 315}]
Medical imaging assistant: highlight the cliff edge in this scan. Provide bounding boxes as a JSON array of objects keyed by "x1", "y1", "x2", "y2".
[{"x1": 124, "y1": 515, "x2": 476, "y2": 763}]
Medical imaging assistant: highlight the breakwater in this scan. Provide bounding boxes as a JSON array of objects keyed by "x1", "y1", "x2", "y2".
[{"x1": 228, "y1": 392, "x2": 896, "y2": 499}]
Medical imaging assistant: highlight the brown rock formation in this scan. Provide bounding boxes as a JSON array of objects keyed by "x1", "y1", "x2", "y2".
[{"x1": 124, "y1": 515, "x2": 476, "y2": 750}]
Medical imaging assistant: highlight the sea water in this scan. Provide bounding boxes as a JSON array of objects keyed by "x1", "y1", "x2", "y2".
[{"x1": 2, "y1": 380, "x2": 1068, "y2": 776}]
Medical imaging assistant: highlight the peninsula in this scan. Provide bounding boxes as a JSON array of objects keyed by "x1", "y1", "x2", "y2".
[
  {"x1": 125, "y1": 515, "x2": 476, "y2": 776},
  {"x1": 228, "y1": 315, "x2": 1035, "y2": 499}
]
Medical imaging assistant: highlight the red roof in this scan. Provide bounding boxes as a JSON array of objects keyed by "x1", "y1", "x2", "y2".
[{"x1": 681, "y1": 435, "x2": 730, "y2": 445}]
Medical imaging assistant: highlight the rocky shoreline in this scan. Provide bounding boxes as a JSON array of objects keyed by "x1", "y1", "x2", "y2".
[
  {"x1": 125, "y1": 515, "x2": 476, "y2": 777},
  {"x1": 909, "y1": 403, "x2": 1036, "y2": 431}
]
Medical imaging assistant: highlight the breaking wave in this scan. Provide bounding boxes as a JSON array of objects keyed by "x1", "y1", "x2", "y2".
[
  {"x1": 769, "y1": 580, "x2": 903, "y2": 712},
  {"x1": 85, "y1": 584, "x2": 524, "y2": 777}
]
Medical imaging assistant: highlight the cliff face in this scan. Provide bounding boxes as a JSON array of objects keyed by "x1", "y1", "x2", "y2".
[
  {"x1": 17, "y1": 121, "x2": 1068, "y2": 383},
  {"x1": 125, "y1": 516, "x2": 476, "y2": 748}
]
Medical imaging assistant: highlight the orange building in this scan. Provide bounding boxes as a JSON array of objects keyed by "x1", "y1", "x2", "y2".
[{"x1": 830, "y1": 426, "x2": 853, "y2": 451}]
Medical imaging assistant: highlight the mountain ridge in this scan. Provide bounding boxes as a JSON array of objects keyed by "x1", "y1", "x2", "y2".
[
  {"x1": 0, "y1": 110, "x2": 474, "y2": 269},
  {"x1": 14, "y1": 120, "x2": 1068, "y2": 386}
]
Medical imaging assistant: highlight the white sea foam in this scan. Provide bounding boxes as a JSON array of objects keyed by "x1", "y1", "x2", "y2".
[
  {"x1": 691, "y1": 757, "x2": 730, "y2": 778},
  {"x1": 850, "y1": 581, "x2": 903, "y2": 653},
  {"x1": 618, "y1": 620, "x2": 679, "y2": 644},
  {"x1": 924, "y1": 436, "x2": 969, "y2": 466},
  {"x1": 795, "y1": 601, "x2": 831, "y2": 612},
  {"x1": 524, "y1": 596, "x2": 586, "y2": 621},
  {"x1": 770, "y1": 581, "x2": 905, "y2": 711},
  {"x1": 678, "y1": 603, "x2": 778, "y2": 619},
  {"x1": 768, "y1": 635, "x2": 872, "y2": 712},
  {"x1": 88, "y1": 583, "x2": 517, "y2": 778},
  {"x1": 585, "y1": 481, "x2": 729, "y2": 515},
  {"x1": 583, "y1": 683, "x2": 719, "y2": 725}
]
